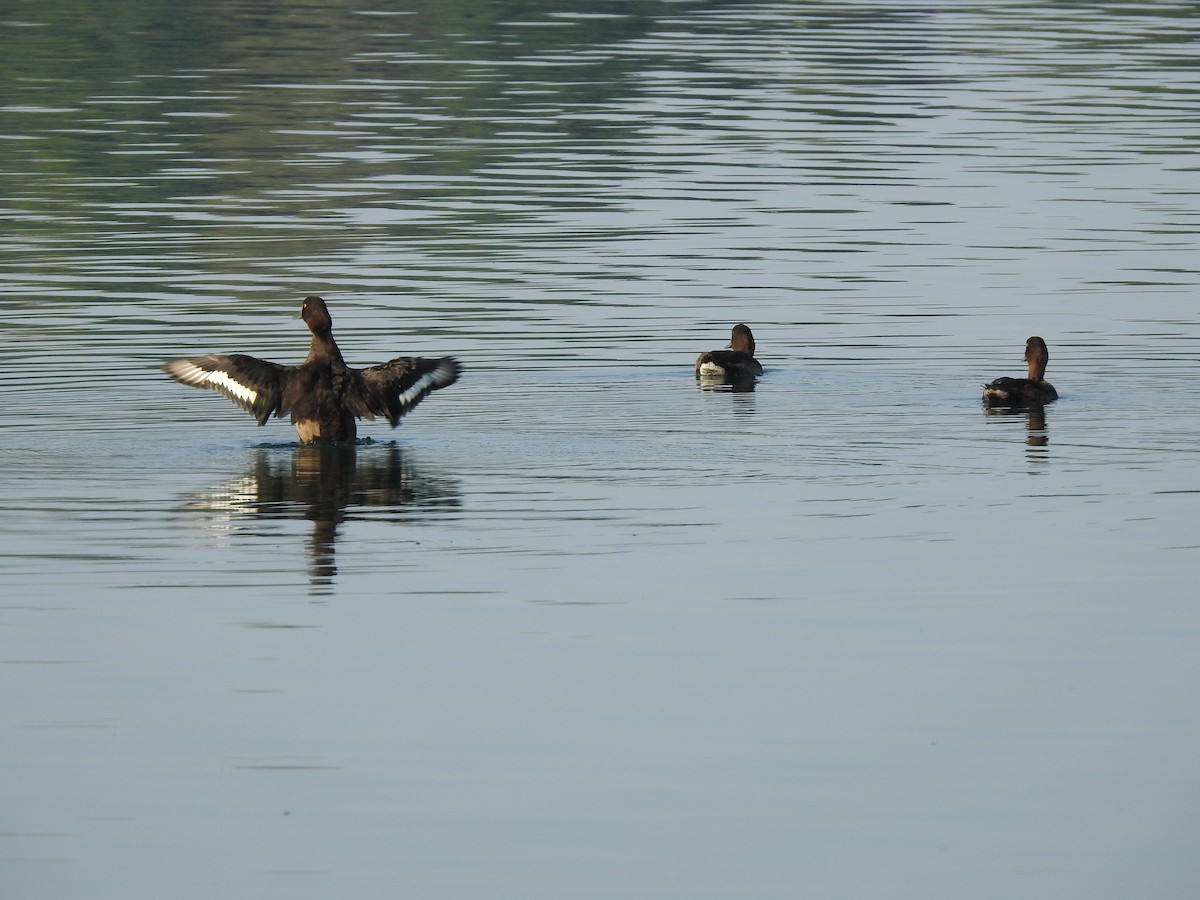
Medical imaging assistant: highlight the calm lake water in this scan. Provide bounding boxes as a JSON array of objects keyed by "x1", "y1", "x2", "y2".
[{"x1": 3, "y1": 1, "x2": 1200, "y2": 898}]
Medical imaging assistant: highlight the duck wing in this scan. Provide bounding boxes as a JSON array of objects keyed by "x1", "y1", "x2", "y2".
[
  {"x1": 982, "y1": 376, "x2": 1057, "y2": 406},
  {"x1": 350, "y1": 356, "x2": 460, "y2": 426},
  {"x1": 163, "y1": 354, "x2": 289, "y2": 425},
  {"x1": 695, "y1": 350, "x2": 763, "y2": 377}
]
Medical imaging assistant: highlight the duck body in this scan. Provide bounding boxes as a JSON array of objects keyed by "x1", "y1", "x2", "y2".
[
  {"x1": 981, "y1": 376, "x2": 1057, "y2": 406},
  {"x1": 695, "y1": 323, "x2": 763, "y2": 379},
  {"x1": 982, "y1": 336, "x2": 1057, "y2": 407},
  {"x1": 164, "y1": 296, "x2": 460, "y2": 444}
]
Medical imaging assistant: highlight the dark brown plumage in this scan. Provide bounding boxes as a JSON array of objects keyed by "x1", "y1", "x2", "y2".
[
  {"x1": 695, "y1": 324, "x2": 764, "y2": 379},
  {"x1": 164, "y1": 295, "x2": 460, "y2": 443},
  {"x1": 983, "y1": 336, "x2": 1057, "y2": 406}
]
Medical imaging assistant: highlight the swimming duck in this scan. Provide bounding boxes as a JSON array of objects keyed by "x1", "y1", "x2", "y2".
[
  {"x1": 982, "y1": 336, "x2": 1057, "y2": 406},
  {"x1": 695, "y1": 324, "x2": 763, "y2": 379},
  {"x1": 164, "y1": 295, "x2": 460, "y2": 443}
]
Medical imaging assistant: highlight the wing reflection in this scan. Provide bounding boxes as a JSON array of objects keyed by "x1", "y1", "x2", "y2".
[
  {"x1": 696, "y1": 373, "x2": 757, "y2": 394},
  {"x1": 182, "y1": 444, "x2": 460, "y2": 590},
  {"x1": 696, "y1": 375, "x2": 757, "y2": 422},
  {"x1": 984, "y1": 403, "x2": 1050, "y2": 452}
]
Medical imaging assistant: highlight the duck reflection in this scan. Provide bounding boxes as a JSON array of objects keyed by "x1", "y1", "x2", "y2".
[
  {"x1": 984, "y1": 402, "x2": 1050, "y2": 451},
  {"x1": 182, "y1": 443, "x2": 460, "y2": 590},
  {"x1": 696, "y1": 374, "x2": 757, "y2": 394},
  {"x1": 696, "y1": 376, "x2": 757, "y2": 422}
]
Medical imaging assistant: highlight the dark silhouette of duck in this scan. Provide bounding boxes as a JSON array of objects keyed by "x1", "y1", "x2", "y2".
[
  {"x1": 695, "y1": 324, "x2": 763, "y2": 379},
  {"x1": 163, "y1": 295, "x2": 460, "y2": 443},
  {"x1": 982, "y1": 336, "x2": 1057, "y2": 406}
]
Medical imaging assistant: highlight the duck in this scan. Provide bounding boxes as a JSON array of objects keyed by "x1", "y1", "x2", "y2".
[
  {"x1": 982, "y1": 336, "x2": 1058, "y2": 406},
  {"x1": 695, "y1": 324, "x2": 763, "y2": 379},
  {"x1": 163, "y1": 295, "x2": 460, "y2": 444}
]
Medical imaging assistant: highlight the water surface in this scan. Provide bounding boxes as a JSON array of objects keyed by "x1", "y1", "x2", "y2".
[{"x1": 3, "y1": 2, "x2": 1200, "y2": 898}]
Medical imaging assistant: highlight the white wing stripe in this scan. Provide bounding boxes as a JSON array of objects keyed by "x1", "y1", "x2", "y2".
[
  {"x1": 169, "y1": 361, "x2": 258, "y2": 405},
  {"x1": 204, "y1": 370, "x2": 258, "y2": 405},
  {"x1": 394, "y1": 360, "x2": 456, "y2": 409}
]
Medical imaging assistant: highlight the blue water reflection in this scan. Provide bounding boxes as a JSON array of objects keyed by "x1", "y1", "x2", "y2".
[{"x1": 3, "y1": 2, "x2": 1200, "y2": 898}]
